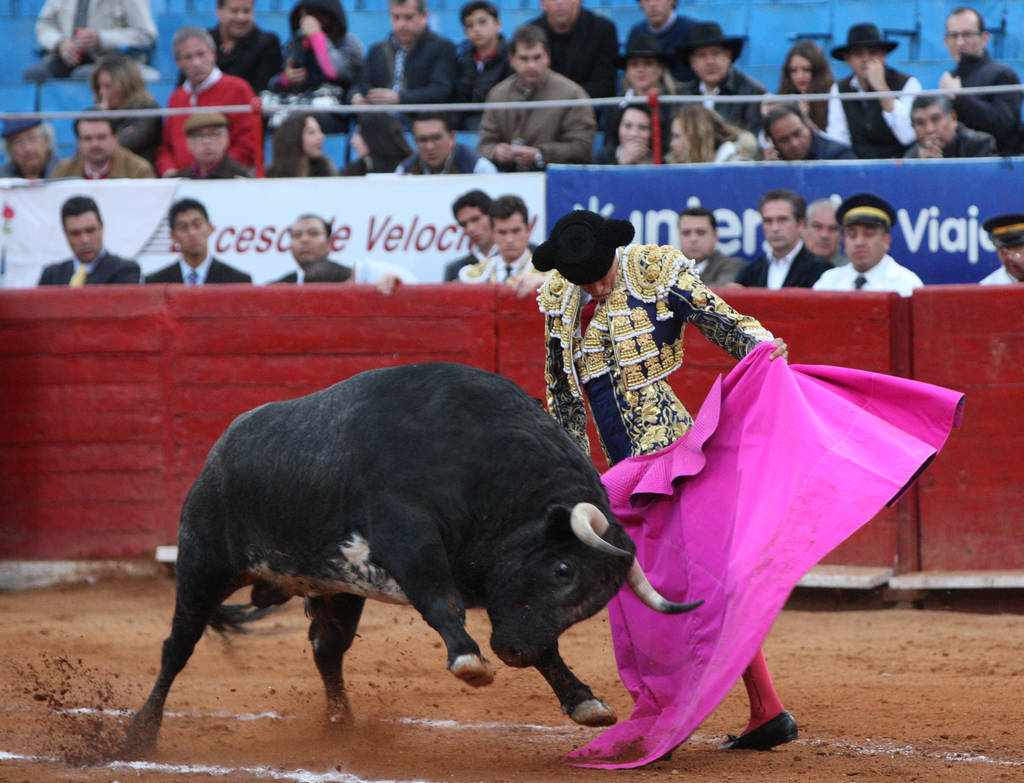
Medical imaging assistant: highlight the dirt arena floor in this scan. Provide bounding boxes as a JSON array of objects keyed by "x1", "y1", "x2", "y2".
[{"x1": 1, "y1": 575, "x2": 1022, "y2": 783}]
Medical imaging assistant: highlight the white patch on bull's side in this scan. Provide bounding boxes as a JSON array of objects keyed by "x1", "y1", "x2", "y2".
[{"x1": 250, "y1": 534, "x2": 408, "y2": 604}]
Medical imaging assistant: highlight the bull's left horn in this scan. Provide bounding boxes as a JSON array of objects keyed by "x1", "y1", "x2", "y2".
[
  {"x1": 569, "y1": 503, "x2": 631, "y2": 558},
  {"x1": 626, "y1": 560, "x2": 703, "y2": 615}
]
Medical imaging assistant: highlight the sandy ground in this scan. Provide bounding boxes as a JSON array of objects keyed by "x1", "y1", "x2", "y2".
[{"x1": 0, "y1": 575, "x2": 1022, "y2": 783}]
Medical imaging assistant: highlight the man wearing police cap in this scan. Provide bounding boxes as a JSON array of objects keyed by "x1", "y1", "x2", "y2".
[
  {"x1": 980, "y1": 213, "x2": 1024, "y2": 284},
  {"x1": 813, "y1": 193, "x2": 922, "y2": 296}
]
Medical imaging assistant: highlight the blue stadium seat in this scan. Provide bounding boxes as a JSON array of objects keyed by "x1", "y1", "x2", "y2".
[
  {"x1": 148, "y1": 78, "x2": 178, "y2": 106},
  {"x1": 38, "y1": 79, "x2": 93, "y2": 158},
  {"x1": 746, "y1": 1, "x2": 832, "y2": 67},
  {"x1": 0, "y1": 17, "x2": 39, "y2": 82},
  {"x1": 0, "y1": 81, "x2": 38, "y2": 115}
]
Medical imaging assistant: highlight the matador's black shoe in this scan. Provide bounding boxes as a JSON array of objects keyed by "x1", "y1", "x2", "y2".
[{"x1": 719, "y1": 710, "x2": 798, "y2": 750}]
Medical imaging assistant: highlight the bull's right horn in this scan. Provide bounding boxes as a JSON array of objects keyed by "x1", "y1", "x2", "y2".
[
  {"x1": 626, "y1": 560, "x2": 703, "y2": 615},
  {"x1": 570, "y1": 503, "x2": 631, "y2": 558}
]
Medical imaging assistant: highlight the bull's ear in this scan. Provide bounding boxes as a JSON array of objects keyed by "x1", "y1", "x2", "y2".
[{"x1": 543, "y1": 505, "x2": 576, "y2": 542}]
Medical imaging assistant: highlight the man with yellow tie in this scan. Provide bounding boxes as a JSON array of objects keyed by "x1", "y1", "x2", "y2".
[{"x1": 37, "y1": 195, "x2": 140, "y2": 286}]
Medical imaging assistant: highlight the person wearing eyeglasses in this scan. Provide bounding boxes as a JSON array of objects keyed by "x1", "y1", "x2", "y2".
[
  {"x1": 980, "y1": 213, "x2": 1024, "y2": 285},
  {"x1": 939, "y1": 6, "x2": 1022, "y2": 156},
  {"x1": 395, "y1": 112, "x2": 497, "y2": 174}
]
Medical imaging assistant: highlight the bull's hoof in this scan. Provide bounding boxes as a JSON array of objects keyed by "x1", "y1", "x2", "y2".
[
  {"x1": 449, "y1": 654, "x2": 494, "y2": 687},
  {"x1": 119, "y1": 727, "x2": 157, "y2": 759},
  {"x1": 569, "y1": 698, "x2": 617, "y2": 727}
]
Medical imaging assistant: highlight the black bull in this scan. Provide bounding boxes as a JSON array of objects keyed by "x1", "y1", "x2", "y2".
[{"x1": 125, "y1": 362, "x2": 699, "y2": 753}]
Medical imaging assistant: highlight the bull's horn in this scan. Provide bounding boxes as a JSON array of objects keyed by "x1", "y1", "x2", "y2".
[
  {"x1": 626, "y1": 560, "x2": 704, "y2": 614},
  {"x1": 569, "y1": 503, "x2": 631, "y2": 558}
]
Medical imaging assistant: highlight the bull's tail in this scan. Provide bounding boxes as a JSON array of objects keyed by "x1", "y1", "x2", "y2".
[{"x1": 208, "y1": 604, "x2": 278, "y2": 634}]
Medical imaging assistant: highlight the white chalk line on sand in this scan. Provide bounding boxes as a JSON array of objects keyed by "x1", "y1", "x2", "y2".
[{"x1": 3, "y1": 712, "x2": 1022, "y2": 781}]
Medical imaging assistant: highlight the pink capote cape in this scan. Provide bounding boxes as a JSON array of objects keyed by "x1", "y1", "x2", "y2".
[{"x1": 566, "y1": 342, "x2": 964, "y2": 769}]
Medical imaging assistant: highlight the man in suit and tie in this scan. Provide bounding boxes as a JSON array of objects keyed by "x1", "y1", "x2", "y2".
[
  {"x1": 444, "y1": 189, "x2": 497, "y2": 282},
  {"x1": 735, "y1": 189, "x2": 830, "y2": 289},
  {"x1": 677, "y1": 206, "x2": 744, "y2": 286},
  {"x1": 37, "y1": 195, "x2": 140, "y2": 286},
  {"x1": 145, "y1": 198, "x2": 251, "y2": 285}
]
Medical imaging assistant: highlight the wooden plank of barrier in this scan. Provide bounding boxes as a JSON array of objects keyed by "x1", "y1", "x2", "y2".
[
  {"x1": 912, "y1": 284, "x2": 1024, "y2": 571},
  {"x1": 0, "y1": 289, "x2": 169, "y2": 559}
]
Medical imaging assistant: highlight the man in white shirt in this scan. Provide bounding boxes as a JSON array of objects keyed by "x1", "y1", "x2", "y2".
[
  {"x1": 735, "y1": 189, "x2": 830, "y2": 288},
  {"x1": 813, "y1": 193, "x2": 923, "y2": 297},
  {"x1": 274, "y1": 214, "x2": 410, "y2": 294},
  {"x1": 827, "y1": 24, "x2": 922, "y2": 158},
  {"x1": 979, "y1": 213, "x2": 1024, "y2": 285}
]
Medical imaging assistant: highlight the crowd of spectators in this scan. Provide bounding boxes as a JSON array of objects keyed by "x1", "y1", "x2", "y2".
[
  {"x1": 6, "y1": 1, "x2": 1023, "y2": 292},
  {"x1": 4, "y1": 0, "x2": 1021, "y2": 179}
]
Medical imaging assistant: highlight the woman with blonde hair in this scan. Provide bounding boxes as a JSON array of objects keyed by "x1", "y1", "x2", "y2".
[
  {"x1": 266, "y1": 112, "x2": 338, "y2": 177},
  {"x1": 89, "y1": 52, "x2": 162, "y2": 163},
  {"x1": 667, "y1": 104, "x2": 759, "y2": 163}
]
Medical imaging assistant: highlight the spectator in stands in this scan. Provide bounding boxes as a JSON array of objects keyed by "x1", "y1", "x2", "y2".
[
  {"x1": 477, "y1": 24, "x2": 596, "y2": 171},
  {"x1": 350, "y1": 0, "x2": 457, "y2": 112},
  {"x1": 54, "y1": 114, "x2": 156, "y2": 178},
  {"x1": 24, "y1": 0, "x2": 158, "y2": 82},
  {"x1": 595, "y1": 105, "x2": 654, "y2": 165},
  {"x1": 180, "y1": 112, "x2": 252, "y2": 178},
  {"x1": 666, "y1": 104, "x2": 757, "y2": 163},
  {"x1": 1, "y1": 120, "x2": 58, "y2": 180},
  {"x1": 274, "y1": 213, "x2": 409, "y2": 293},
  {"x1": 90, "y1": 52, "x2": 162, "y2": 163},
  {"x1": 156, "y1": 27, "x2": 257, "y2": 177},
  {"x1": 625, "y1": 0, "x2": 696, "y2": 83},
  {"x1": 813, "y1": 193, "x2": 922, "y2": 296},
  {"x1": 736, "y1": 189, "x2": 830, "y2": 288},
  {"x1": 444, "y1": 189, "x2": 496, "y2": 281},
  {"x1": 603, "y1": 36, "x2": 676, "y2": 155},
  {"x1": 803, "y1": 198, "x2": 849, "y2": 267},
  {"x1": 678, "y1": 22, "x2": 766, "y2": 135},
  {"x1": 396, "y1": 112, "x2": 497, "y2": 174},
  {"x1": 338, "y1": 113, "x2": 411, "y2": 175},
  {"x1": 828, "y1": 24, "x2": 921, "y2": 158},
  {"x1": 979, "y1": 212, "x2": 1024, "y2": 285},
  {"x1": 763, "y1": 104, "x2": 855, "y2": 161},
  {"x1": 769, "y1": 40, "x2": 836, "y2": 134},
  {"x1": 38, "y1": 195, "x2": 140, "y2": 285},
  {"x1": 455, "y1": 1, "x2": 512, "y2": 130},
  {"x1": 457, "y1": 194, "x2": 545, "y2": 297},
  {"x1": 266, "y1": 112, "x2": 337, "y2": 177},
  {"x1": 265, "y1": 0, "x2": 363, "y2": 133},
  {"x1": 940, "y1": 6, "x2": 1021, "y2": 156},
  {"x1": 209, "y1": 0, "x2": 283, "y2": 93},
  {"x1": 904, "y1": 95, "x2": 996, "y2": 159},
  {"x1": 146, "y1": 198, "x2": 252, "y2": 284},
  {"x1": 677, "y1": 206, "x2": 744, "y2": 286},
  {"x1": 528, "y1": 0, "x2": 618, "y2": 100}
]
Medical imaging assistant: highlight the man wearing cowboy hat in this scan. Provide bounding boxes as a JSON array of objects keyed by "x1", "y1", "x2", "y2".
[
  {"x1": 979, "y1": 213, "x2": 1024, "y2": 285},
  {"x1": 677, "y1": 21, "x2": 766, "y2": 135},
  {"x1": 625, "y1": 0, "x2": 697, "y2": 82},
  {"x1": 826, "y1": 23, "x2": 922, "y2": 159},
  {"x1": 813, "y1": 193, "x2": 923, "y2": 296}
]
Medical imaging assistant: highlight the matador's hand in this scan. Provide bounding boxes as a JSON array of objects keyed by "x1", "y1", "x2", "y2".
[{"x1": 769, "y1": 337, "x2": 788, "y2": 361}]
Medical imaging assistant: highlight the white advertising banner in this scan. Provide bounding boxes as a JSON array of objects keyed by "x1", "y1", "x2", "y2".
[{"x1": 0, "y1": 174, "x2": 546, "y2": 287}]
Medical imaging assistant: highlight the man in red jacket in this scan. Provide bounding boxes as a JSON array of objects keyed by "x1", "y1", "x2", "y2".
[{"x1": 156, "y1": 25, "x2": 257, "y2": 177}]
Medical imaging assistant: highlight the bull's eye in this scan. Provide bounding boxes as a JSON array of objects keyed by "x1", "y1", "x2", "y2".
[{"x1": 554, "y1": 561, "x2": 574, "y2": 583}]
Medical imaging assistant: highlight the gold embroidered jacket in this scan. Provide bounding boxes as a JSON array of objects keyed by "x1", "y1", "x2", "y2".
[{"x1": 538, "y1": 244, "x2": 775, "y2": 465}]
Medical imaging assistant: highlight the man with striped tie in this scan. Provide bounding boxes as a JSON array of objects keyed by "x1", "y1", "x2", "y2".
[
  {"x1": 812, "y1": 192, "x2": 923, "y2": 297},
  {"x1": 37, "y1": 195, "x2": 140, "y2": 286},
  {"x1": 145, "y1": 198, "x2": 251, "y2": 285}
]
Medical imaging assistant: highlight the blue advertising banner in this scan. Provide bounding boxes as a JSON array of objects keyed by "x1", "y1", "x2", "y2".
[{"x1": 546, "y1": 158, "x2": 1024, "y2": 284}]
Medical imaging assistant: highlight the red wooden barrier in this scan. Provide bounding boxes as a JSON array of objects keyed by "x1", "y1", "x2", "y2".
[
  {"x1": 2, "y1": 284, "x2": 1009, "y2": 572},
  {"x1": 911, "y1": 284, "x2": 1024, "y2": 570}
]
